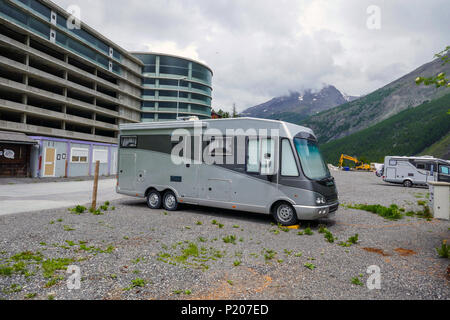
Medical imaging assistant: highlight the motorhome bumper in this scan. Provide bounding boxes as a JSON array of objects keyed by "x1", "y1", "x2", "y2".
[{"x1": 293, "y1": 202, "x2": 339, "y2": 220}]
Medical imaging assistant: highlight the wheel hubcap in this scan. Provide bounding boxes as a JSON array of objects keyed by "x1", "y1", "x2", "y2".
[
  {"x1": 165, "y1": 195, "x2": 176, "y2": 208},
  {"x1": 149, "y1": 194, "x2": 159, "y2": 206},
  {"x1": 277, "y1": 205, "x2": 293, "y2": 222}
]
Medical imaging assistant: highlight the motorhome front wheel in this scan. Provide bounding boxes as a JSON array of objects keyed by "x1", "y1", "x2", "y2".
[{"x1": 273, "y1": 202, "x2": 298, "y2": 226}]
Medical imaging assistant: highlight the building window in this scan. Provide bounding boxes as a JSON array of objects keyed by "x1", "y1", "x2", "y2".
[
  {"x1": 92, "y1": 149, "x2": 108, "y2": 163},
  {"x1": 71, "y1": 148, "x2": 89, "y2": 163},
  {"x1": 120, "y1": 136, "x2": 137, "y2": 148},
  {"x1": 281, "y1": 139, "x2": 299, "y2": 176}
]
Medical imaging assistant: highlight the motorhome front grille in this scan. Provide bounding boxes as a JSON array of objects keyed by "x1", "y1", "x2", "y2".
[{"x1": 325, "y1": 195, "x2": 338, "y2": 203}]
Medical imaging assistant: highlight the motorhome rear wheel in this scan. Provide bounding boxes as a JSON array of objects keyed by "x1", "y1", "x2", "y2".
[
  {"x1": 163, "y1": 191, "x2": 178, "y2": 211},
  {"x1": 146, "y1": 190, "x2": 162, "y2": 209},
  {"x1": 403, "y1": 180, "x2": 413, "y2": 188}
]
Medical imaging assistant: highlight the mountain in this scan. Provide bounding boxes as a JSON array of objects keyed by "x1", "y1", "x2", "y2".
[
  {"x1": 301, "y1": 55, "x2": 450, "y2": 143},
  {"x1": 240, "y1": 85, "x2": 355, "y2": 123},
  {"x1": 320, "y1": 93, "x2": 450, "y2": 164}
]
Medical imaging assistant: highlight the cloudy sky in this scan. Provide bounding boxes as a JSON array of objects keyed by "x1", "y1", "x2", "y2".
[{"x1": 53, "y1": 0, "x2": 449, "y2": 112}]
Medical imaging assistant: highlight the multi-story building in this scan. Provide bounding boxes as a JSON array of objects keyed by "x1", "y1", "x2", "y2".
[
  {"x1": 133, "y1": 52, "x2": 213, "y2": 122},
  {"x1": 0, "y1": 0, "x2": 213, "y2": 177}
]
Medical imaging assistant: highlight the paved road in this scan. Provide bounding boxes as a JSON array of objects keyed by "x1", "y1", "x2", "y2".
[{"x1": 0, "y1": 178, "x2": 125, "y2": 216}]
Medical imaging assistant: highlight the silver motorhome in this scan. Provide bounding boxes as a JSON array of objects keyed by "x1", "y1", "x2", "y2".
[
  {"x1": 116, "y1": 118, "x2": 339, "y2": 225},
  {"x1": 382, "y1": 156, "x2": 450, "y2": 187}
]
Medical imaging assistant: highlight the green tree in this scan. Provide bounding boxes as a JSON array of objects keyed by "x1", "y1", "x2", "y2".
[{"x1": 415, "y1": 45, "x2": 450, "y2": 114}]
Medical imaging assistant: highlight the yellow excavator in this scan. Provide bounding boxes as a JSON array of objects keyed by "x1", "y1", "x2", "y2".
[{"x1": 338, "y1": 154, "x2": 371, "y2": 171}]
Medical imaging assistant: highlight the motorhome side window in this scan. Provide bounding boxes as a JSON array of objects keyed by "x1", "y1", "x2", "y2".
[
  {"x1": 246, "y1": 138, "x2": 260, "y2": 173},
  {"x1": 246, "y1": 138, "x2": 275, "y2": 175},
  {"x1": 440, "y1": 165, "x2": 450, "y2": 175},
  {"x1": 120, "y1": 136, "x2": 137, "y2": 148},
  {"x1": 208, "y1": 136, "x2": 233, "y2": 156},
  {"x1": 416, "y1": 163, "x2": 425, "y2": 169},
  {"x1": 281, "y1": 139, "x2": 299, "y2": 176},
  {"x1": 389, "y1": 160, "x2": 397, "y2": 166}
]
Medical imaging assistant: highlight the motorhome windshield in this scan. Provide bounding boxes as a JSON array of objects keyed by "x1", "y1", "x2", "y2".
[{"x1": 294, "y1": 138, "x2": 330, "y2": 180}]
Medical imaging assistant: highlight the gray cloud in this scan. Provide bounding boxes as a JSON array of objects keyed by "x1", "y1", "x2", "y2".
[{"x1": 53, "y1": 0, "x2": 450, "y2": 112}]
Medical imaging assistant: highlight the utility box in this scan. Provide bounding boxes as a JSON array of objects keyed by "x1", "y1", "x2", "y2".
[{"x1": 428, "y1": 181, "x2": 450, "y2": 220}]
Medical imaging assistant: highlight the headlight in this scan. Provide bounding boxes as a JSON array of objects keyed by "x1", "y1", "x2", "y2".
[{"x1": 316, "y1": 197, "x2": 325, "y2": 205}]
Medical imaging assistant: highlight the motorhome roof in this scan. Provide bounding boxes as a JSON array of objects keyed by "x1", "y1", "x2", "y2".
[
  {"x1": 119, "y1": 117, "x2": 315, "y2": 139},
  {"x1": 387, "y1": 155, "x2": 450, "y2": 164}
]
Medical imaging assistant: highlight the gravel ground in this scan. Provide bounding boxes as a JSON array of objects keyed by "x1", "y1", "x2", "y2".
[{"x1": 0, "y1": 170, "x2": 448, "y2": 300}]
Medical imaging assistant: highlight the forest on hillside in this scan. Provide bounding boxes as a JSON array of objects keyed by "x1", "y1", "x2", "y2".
[{"x1": 320, "y1": 93, "x2": 450, "y2": 164}]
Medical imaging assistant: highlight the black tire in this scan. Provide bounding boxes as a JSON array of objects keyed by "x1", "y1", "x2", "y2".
[
  {"x1": 162, "y1": 190, "x2": 178, "y2": 211},
  {"x1": 403, "y1": 180, "x2": 413, "y2": 188},
  {"x1": 272, "y1": 202, "x2": 298, "y2": 226},
  {"x1": 146, "y1": 190, "x2": 162, "y2": 209}
]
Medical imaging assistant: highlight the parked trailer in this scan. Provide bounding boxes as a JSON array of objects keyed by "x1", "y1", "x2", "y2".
[
  {"x1": 382, "y1": 156, "x2": 450, "y2": 187},
  {"x1": 116, "y1": 118, "x2": 339, "y2": 225}
]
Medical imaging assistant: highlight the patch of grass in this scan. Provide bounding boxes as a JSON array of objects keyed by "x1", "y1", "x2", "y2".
[
  {"x1": 347, "y1": 234, "x2": 359, "y2": 245},
  {"x1": 68, "y1": 205, "x2": 87, "y2": 215},
  {"x1": 41, "y1": 258, "x2": 75, "y2": 278},
  {"x1": 324, "y1": 230, "x2": 335, "y2": 243},
  {"x1": 351, "y1": 277, "x2": 364, "y2": 286},
  {"x1": 223, "y1": 235, "x2": 237, "y2": 245},
  {"x1": 304, "y1": 262, "x2": 316, "y2": 270},
  {"x1": 63, "y1": 225, "x2": 75, "y2": 231},
  {"x1": 45, "y1": 275, "x2": 64, "y2": 288},
  {"x1": 262, "y1": 249, "x2": 276, "y2": 261},
  {"x1": 436, "y1": 240, "x2": 449, "y2": 258},
  {"x1": 24, "y1": 293, "x2": 37, "y2": 299},
  {"x1": 0, "y1": 265, "x2": 13, "y2": 276},
  {"x1": 346, "y1": 203, "x2": 403, "y2": 220},
  {"x1": 123, "y1": 278, "x2": 146, "y2": 291}
]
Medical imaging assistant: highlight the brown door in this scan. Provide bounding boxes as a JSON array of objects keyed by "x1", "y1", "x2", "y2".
[{"x1": 43, "y1": 147, "x2": 56, "y2": 177}]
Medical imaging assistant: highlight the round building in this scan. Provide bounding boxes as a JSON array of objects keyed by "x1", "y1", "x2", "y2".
[{"x1": 132, "y1": 53, "x2": 213, "y2": 121}]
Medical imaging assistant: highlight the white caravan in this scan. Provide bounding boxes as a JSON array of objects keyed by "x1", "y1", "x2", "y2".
[{"x1": 382, "y1": 155, "x2": 450, "y2": 187}]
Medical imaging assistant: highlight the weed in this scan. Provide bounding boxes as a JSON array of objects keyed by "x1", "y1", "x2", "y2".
[
  {"x1": 49, "y1": 221, "x2": 55, "y2": 225},
  {"x1": 294, "y1": 252, "x2": 303, "y2": 257},
  {"x1": 283, "y1": 249, "x2": 292, "y2": 256},
  {"x1": 68, "y1": 205, "x2": 87, "y2": 215},
  {"x1": 227, "y1": 280, "x2": 233, "y2": 286},
  {"x1": 347, "y1": 234, "x2": 359, "y2": 245},
  {"x1": 0, "y1": 265, "x2": 13, "y2": 276},
  {"x1": 173, "y1": 290, "x2": 183, "y2": 294},
  {"x1": 104, "y1": 201, "x2": 110, "y2": 206},
  {"x1": 123, "y1": 236, "x2": 129, "y2": 240},
  {"x1": 123, "y1": 278, "x2": 146, "y2": 291},
  {"x1": 346, "y1": 203, "x2": 403, "y2": 220},
  {"x1": 198, "y1": 237, "x2": 207, "y2": 242},
  {"x1": 57, "y1": 219, "x2": 63, "y2": 222},
  {"x1": 223, "y1": 235, "x2": 237, "y2": 245},
  {"x1": 218, "y1": 223, "x2": 224, "y2": 229},
  {"x1": 184, "y1": 290, "x2": 192, "y2": 295},
  {"x1": 297, "y1": 231, "x2": 304, "y2": 235},
  {"x1": 111, "y1": 206, "x2": 116, "y2": 211},
  {"x1": 304, "y1": 227, "x2": 314, "y2": 235},
  {"x1": 100, "y1": 205, "x2": 108, "y2": 211},
  {"x1": 239, "y1": 237, "x2": 244, "y2": 242},
  {"x1": 47, "y1": 294, "x2": 55, "y2": 300},
  {"x1": 324, "y1": 230, "x2": 335, "y2": 243},
  {"x1": 351, "y1": 277, "x2": 364, "y2": 286},
  {"x1": 63, "y1": 225, "x2": 75, "y2": 231},
  {"x1": 25, "y1": 293, "x2": 36, "y2": 299},
  {"x1": 233, "y1": 260, "x2": 241, "y2": 267},
  {"x1": 304, "y1": 263, "x2": 316, "y2": 270},
  {"x1": 45, "y1": 275, "x2": 64, "y2": 288},
  {"x1": 436, "y1": 240, "x2": 449, "y2": 258},
  {"x1": 110, "y1": 274, "x2": 117, "y2": 279},
  {"x1": 233, "y1": 225, "x2": 240, "y2": 228},
  {"x1": 211, "y1": 220, "x2": 218, "y2": 225},
  {"x1": 196, "y1": 221, "x2": 203, "y2": 225},
  {"x1": 318, "y1": 225, "x2": 329, "y2": 234},
  {"x1": 41, "y1": 258, "x2": 75, "y2": 278},
  {"x1": 277, "y1": 259, "x2": 284, "y2": 264},
  {"x1": 263, "y1": 249, "x2": 276, "y2": 261}
]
